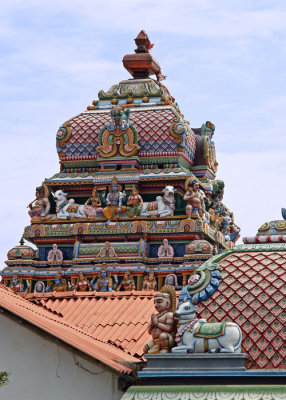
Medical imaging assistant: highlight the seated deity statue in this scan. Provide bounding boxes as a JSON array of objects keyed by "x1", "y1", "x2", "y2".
[
  {"x1": 28, "y1": 184, "x2": 52, "y2": 221},
  {"x1": 96, "y1": 242, "x2": 117, "y2": 258},
  {"x1": 47, "y1": 244, "x2": 63, "y2": 262},
  {"x1": 102, "y1": 177, "x2": 126, "y2": 222},
  {"x1": 143, "y1": 285, "x2": 176, "y2": 354},
  {"x1": 84, "y1": 186, "x2": 103, "y2": 219},
  {"x1": 158, "y1": 239, "x2": 174, "y2": 258},
  {"x1": 183, "y1": 179, "x2": 205, "y2": 219},
  {"x1": 73, "y1": 272, "x2": 91, "y2": 292},
  {"x1": 53, "y1": 270, "x2": 68, "y2": 293},
  {"x1": 142, "y1": 270, "x2": 157, "y2": 291},
  {"x1": 9, "y1": 272, "x2": 25, "y2": 292},
  {"x1": 116, "y1": 270, "x2": 135, "y2": 291},
  {"x1": 127, "y1": 186, "x2": 143, "y2": 218},
  {"x1": 164, "y1": 273, "x2": 182, "y2": 290},
  {"x1": 93, "y1": 267, "x2": 114, "y2": 292},
  {"x1": 34, "y1": 281, "x2": 46, "y2": 293}
]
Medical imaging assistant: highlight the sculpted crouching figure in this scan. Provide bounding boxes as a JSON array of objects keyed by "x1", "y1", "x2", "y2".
[
  {"x1": 184, "y1": 179, "x2": 205, "y2": 219},
  {"x1": 143, "y1": 285, "x2": 176, "y2": 354}
]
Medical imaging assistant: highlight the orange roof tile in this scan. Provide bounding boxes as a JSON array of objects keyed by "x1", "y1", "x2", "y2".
[
  {"x1": 19, "y1": 248, "x2": 286, "y2": 371},
  {"x1": 26, "y1": 290, "x2": 156, "y2": 359},
  {"x1": 0, "y1": 285, "x2": 140, "y2": 374}
]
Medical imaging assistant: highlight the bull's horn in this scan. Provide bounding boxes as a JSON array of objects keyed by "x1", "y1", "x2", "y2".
[{"x1": 191, "y1": 296, "x2": 198, "y2": 305}]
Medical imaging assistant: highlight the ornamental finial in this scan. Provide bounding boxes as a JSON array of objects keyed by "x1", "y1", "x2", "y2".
[
  {"x1": 134, "y1": 30, "x2": 154, "y2": 53},
  {"x1": 123, "y1": 31, "x2": 165, "y2": 81}
]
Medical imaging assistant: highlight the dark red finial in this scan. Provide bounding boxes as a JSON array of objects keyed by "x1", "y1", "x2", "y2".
[
  {"x1": 134, "y1": 30, "x2": 154, "y2": 54},
  {"x1": 123, "y1": 31, "x2": 163, "y2": 80}
]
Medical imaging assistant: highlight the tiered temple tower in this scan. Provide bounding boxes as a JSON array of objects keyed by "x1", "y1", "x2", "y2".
[{"x1": 2, "y1": 31, "x2": 240, "y2": 293}]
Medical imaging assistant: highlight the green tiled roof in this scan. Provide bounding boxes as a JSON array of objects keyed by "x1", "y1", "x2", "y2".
[{"x1": 122, "y1": 385, "x2": 286, "y2": 400}]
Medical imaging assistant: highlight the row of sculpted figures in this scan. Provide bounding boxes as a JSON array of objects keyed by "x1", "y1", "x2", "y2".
[
  {"x1": 28, "y1": 177, "x2": 240, "y2": 242},
  {"x1": 28, "y1": 178, "x2": 175, "y2": 222},
  {"x1": 8, "y1": 269, "x2": 184, "y2": 294}
]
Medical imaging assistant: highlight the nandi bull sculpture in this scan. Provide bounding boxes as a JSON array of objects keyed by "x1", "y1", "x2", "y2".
[
  {"x1": 172, "y1": 298, "x2": 242, "y2": 353},
  {"x1": 140, "y1": 186, "x2": 176, "y2": 217},
  {"x1": 54, "y1": 190, "x2": 87, "y2": 219}
]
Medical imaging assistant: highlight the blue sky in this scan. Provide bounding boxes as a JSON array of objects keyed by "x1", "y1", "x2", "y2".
[{"x1": 1, "y1": 0, "x2": 286, "y2": 267}]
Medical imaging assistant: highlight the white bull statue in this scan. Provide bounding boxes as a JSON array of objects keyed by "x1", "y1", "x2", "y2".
[
  {"x1": 172, "y1": 299, "x2": 242, "y2": 353},
  {"x1": 54, "y1": 190, "x2": 87, "y2": 219},
  {"x1": 140, "y1": 186, "x2": 176, "y2": 217}
]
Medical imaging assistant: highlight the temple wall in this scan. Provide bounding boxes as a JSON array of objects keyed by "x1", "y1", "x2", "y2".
[{"x1": 0, "y1": 312, "x2": 124, "y2": 400}]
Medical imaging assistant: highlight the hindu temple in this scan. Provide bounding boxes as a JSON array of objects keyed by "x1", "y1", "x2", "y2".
[
  {"x1": 2, "y1": 30, "x2": 240, "y2": 292},
  {"x1": 0, "y1": 31, "x2": 285, "y2": 400}
]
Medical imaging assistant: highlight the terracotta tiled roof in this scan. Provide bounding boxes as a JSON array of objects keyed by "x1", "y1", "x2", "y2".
[
  {"x1": 0, "y1": 284, "x2": 140, "y2": 374},
  {"x1": 11, "y1": 249, "x2": 286, "y2": 371},
  {"x1": 199, "y1": 250, "x2": 286, "y2": 369},
  {"x1": 27, "y1": 291, "x2": 156, "y2": 359}
]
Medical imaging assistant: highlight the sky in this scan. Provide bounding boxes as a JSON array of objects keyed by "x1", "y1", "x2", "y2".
[{"x1": 0, "y1": 0, "x2": 286, "y2": 268}]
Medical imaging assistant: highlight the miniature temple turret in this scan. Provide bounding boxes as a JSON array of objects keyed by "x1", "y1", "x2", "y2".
[{"x1": 1, "y1": 32, "x2": 240, "y2": 293}]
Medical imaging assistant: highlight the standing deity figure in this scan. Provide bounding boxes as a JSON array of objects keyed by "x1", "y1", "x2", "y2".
[
  {"x1": 158, "y1": 239, "x2": 174, "y2": 258},
  {"x1": 93, "y1": 267, "x2": 114, "y2": 292},
  {"x1": 143, "y1": 285, "x2": 176, "y2": 354},
  {"x1": 9, "y1": 272, "x2": 25, "y2": 292},
  {"x1": 116, "y1": 270, "x2": 135, "y2": 291},
  {"x1": 84, "y1": 186, "x2": 103, "y2": 219},
  {"x1": 74, "y1": 272, "x2": 91, "y2": 292},
  {"x1": 53, "y1": 270, "x2": 68, "y2": 293},
  {"x1": 221, "y1": 211, "x2": 232, "y2": 235},
  {"x1": 96, "y1": 242, "x2": 117, "y2": 258},
  {"x1": 127, "y1": 186, "x2": 143, "y2": 218},
  {"x1": 28, "y1": 184, "x2": 52, "y2": 221},
  {"x1": 142, "y1": 270, "x2": 157, "y2": 291},
  {"x1": 184, "y1": 179, "x2": 205, "y2": 219},
  {"x1": 229, "y1": 212, "x2": 241, "y2": 244},
  {"x1": 208, "y1": 202, "x2": 222, "y2": 230},
  {"x1": 47, "y1": 244, "x2": 63, "y2": 262},
  {"x1": 102, "y1": 177, "x2": 126, "y2": 222}
]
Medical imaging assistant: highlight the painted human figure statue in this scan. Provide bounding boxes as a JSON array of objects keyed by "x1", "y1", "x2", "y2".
[
  {"x1": 28, "y1": 185, "x2": 51, "y2": 221},
  {"x1": 9, "y1": 272, "x2": 25, "y2": 292},
  {"x1": 84, "y1": 187, "x2": 103, "y2": 219},
  {"x1": 127, "y1": 186, "x2": 143, "y2": 218},
  {"x1": 96, "y1": 242, "x2": 117, "y2": 258},
  {"x1": 184, "y1": 180, "x2": 205, "y2": 219},
  {"x1": 143, "y1": 286, "x2": 176, "y2": 354},
  {"x1": 164, "y1": 273, "x2": 182, "y2": 290},
  {"x1": 142, "y1": 270, "x2": 157, "y2": 291},
  {"x1": 93, "y1": 267, "x2": 113, "y2": 292},
  {"x1": 116, "y1": 270, "x2": 135, "y2": 291},
  {"x1": 208, "y1": 202, "x2": 222, "y2": 230},
  {"x1": 53, "y1": 270, "x2": 68, "y2": 293},
  {"x1": 74, "y1": 272, "x2": 91, "y2": 292},
  {"x1": 229, "y1": 212, "x2": 241, "y2": 244},
  {"x1": 102, "y1": 177, "x2": 126, "y2": 222},
  {"x1": 158, "y1": 239, "x2": 174, "y2": 258},
  {"x1": 47, "y1": 244, "x2": 63, "y2": 262}
]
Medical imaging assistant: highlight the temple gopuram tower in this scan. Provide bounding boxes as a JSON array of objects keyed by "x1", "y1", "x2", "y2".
[{"x1": 2, "y1": 31, "x2": 240, "y2": 293}]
